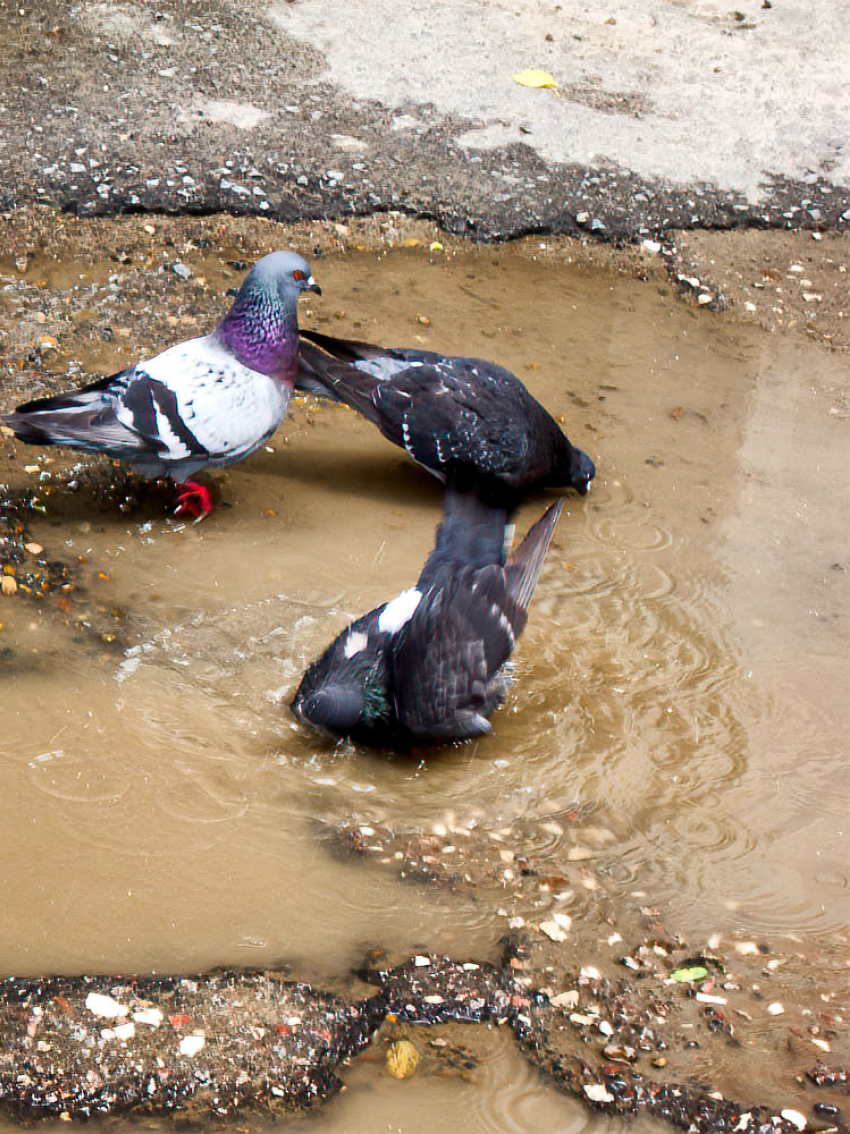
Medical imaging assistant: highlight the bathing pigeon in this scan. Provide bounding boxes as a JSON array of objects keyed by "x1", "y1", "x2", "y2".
[
  {"x1": 4, "y1": 251, "x2": 321, "y2": 518},
  {"x1": 296, "y1": 328, "x2": 595, "y2": 509},
  {"x1": 290, "y1": 488, "x2": 563, "y2": 748}
]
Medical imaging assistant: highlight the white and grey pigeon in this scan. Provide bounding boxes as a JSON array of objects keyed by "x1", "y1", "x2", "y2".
[
  {"x1": 3, "y1": 251, "x2": 320, "y2": 518},
  {"x1": 290, "y1": 488, "x2": 563, "y2": 748},
  {"x1": 296, "y1": 328, "x2": 595, "y2": 511}
]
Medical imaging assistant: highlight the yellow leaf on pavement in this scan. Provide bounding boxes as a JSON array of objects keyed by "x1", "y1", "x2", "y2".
[{"x1": 512, "y1": 69, "x2": 558, "y2": 89}]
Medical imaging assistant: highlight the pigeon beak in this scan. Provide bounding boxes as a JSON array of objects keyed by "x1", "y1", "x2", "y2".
[{"x1": 306, "y1": 276, "x2": 322, "y2": 296}]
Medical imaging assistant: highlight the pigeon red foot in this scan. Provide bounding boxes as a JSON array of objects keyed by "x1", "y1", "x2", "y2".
[{"x1": 174, "y1": 478, "x2": 215, "y2": 521}]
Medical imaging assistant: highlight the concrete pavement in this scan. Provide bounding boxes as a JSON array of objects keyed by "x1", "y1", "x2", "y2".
[{"x1": 0, "y1": 0, "x2": 847, "y2": 238}]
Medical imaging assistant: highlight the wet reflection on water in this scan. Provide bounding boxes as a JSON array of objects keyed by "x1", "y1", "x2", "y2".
[{"x1": 0, "y1": 243, "x2": 847, "y2": 1127}]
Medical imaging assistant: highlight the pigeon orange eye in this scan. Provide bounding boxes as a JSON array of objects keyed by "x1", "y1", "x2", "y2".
[{"x1": 292, "y1": 270, "x2": 306, "y2": 281}]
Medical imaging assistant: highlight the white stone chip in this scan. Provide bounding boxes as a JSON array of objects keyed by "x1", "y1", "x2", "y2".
[
  {"x1": 85, "y1": 993, "x2": 129, "y2": 1018},
  {"x1": 179, "y1": 1034, "x2": 205, "y2": 1057},
  {"x1": 539, "y1": 920, "x2": 568, "y2": 943},
  {"x1": 584, "y1": 1082, "x2": 615, "y2": 1103},
  {"x1": 767, "y1": 1001, "x2": 785, "y2": 1015},
  {"x1": 780, "y1": 1110, "x2": 807, "y2": 1131},
  {"x1": 113, "y1": 1022, "x2": 135, "y2": 1041},
  {"x1": 550, "y1": 990, "x2": 579, "y2": 1009},
  {"x1": 696, "y1": 992, "x2": 728, "y2": 1005},
  {"x1": 734, "y1": 941, "x2": 760, "y2": 956},
  {"x1": 133, "y1": 1008, "x2": 164, "y2": 1028},
  {"x1": 414, "y1": 955, "x2": 430, "y2": 967}
]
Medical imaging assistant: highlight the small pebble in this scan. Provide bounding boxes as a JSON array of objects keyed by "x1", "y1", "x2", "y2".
[
  {"x1": 133, "y1": 1008, "x2": 163, "y2": 1027},
  {"x1": 550, "y1": 990, "x2": 579, "y2": 1009},
  {"x1": 779, "y1": 1110, "x2": 806, "y2": 1131},
  {"x1": 766, "y1": 1001, "x2": 785, "y2": 1015},
  {"x1": 178, "y1": 1034, "x2": 205, "y2": 1057},
  {"x1": 85, "y1": 993, "x2": 129, "y2": 1018},
  {"x1": 540, "y1": 920, "x2": 568, "y2": 943},
  {"x1": 735, "y1": 942, "x2": 760, "y2": 956},
  {"x1": 584, "y1": 1082, "x2": 614, "y2": 1103}
]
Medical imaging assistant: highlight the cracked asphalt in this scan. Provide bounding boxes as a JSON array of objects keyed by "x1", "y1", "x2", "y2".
[{"x1": 0, "y1": 0, "x2": 847, "y2": 240}]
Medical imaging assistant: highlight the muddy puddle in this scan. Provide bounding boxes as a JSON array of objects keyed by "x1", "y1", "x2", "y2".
[{"x1": 0, "y1": 236, "x2": 848, "y2": 1129}]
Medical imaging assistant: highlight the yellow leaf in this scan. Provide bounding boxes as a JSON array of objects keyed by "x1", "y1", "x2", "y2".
[
  {"x1": 512, "y1": 69, "x2": 558, "y2": 89},
  {"x1": 386, "y1": 1039, "x2": 419, "y2": 1079}
]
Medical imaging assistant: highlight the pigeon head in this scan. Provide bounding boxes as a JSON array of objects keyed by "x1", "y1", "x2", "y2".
[
  {"x1": 557, "y1": 441, "x2": 595, "y2": 495},
  {"x1": 217, "y1": 251, "x2": 320, "y2": 378},
  {"x1": 248, "y1": 250, "x2": 322, "y2": 299},
  {"x1": 293, "y1": 684, "x2": 366, "y2": 734}
]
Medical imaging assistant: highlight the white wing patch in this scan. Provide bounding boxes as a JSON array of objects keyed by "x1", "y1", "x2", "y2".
[
  {"x1": 491, "y1": 602, "x2": 516, "y2": 646},
  {"x1": 152, "y1": 401, "x2": 192, "y2": 460},
  {"x1": 378, "y1": 587, "x2": 422, "y2": 634},
  {"x1": 343, "y1": 630, "x2": 369, "y2": 658},
  {"x1": 401, "y1": 414, "x2": 414, "y2": 456},
  {"x1": 355, "y1": 358, "x2": 425, "y2": 381}
]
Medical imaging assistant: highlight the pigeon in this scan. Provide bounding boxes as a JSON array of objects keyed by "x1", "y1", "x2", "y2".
[
  {"x1": 290, "y1": 488, "x2": 563, "y2": 748},
  {"x1": 296, "y1": 328, "x2": 595, "y2": 509},
  {"x1": 3, "y1": 251, "x2": 321, "y2": 518}
]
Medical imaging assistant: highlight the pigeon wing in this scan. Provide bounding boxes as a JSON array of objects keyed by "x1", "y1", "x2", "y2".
[
  {"x1": 371, "y1": 362, "x2": 533, "y2": 478},
  {"x1": 390, "y1": 565, "x2": 518, "y2": 741},
  {"x1": 4, "y1": 365, "x2": 171, "y2": 457}
]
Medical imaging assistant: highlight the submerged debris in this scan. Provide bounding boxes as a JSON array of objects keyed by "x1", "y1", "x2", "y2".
[
  {"x1": 0, "y1": 970, "x2": 379, "y2": 1120},
  {"x1": 0, "y1": 493, "x2": 127, "y2": 650},
  {"x1": 1, "y1": 954, "x2": 843, "y2": 1129}
]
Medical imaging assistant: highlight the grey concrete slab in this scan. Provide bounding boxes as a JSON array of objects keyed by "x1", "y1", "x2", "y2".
[{"x1": 0, "y1": 0, "x2": 847, "y2": 238}]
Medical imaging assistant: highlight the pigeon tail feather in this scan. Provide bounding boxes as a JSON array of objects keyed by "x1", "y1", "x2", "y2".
[
  {"x1": 419, "y1": 487, "x2": 509, "y2": 589},
  {"x1": 506, "y1": 499, "x2": 564, "y2": 612}
]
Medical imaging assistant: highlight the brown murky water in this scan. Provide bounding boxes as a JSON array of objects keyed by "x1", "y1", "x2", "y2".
[{"x1": 0, "y1": 242, "x2": 848, "y2": 1129}]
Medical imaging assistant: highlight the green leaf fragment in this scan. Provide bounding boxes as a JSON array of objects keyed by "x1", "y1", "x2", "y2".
[{"x1": 670, "y1": 966, "x2": 708, "y2": 983}]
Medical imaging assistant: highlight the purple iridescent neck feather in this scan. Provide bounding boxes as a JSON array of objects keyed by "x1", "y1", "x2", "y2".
[{"x1": 216, "y1": 283, "x2": 300, "y2": 381}]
